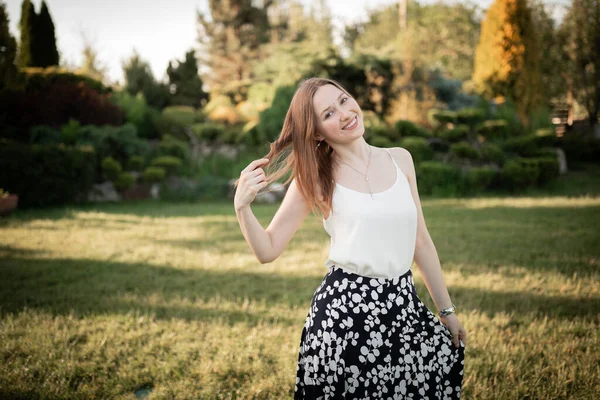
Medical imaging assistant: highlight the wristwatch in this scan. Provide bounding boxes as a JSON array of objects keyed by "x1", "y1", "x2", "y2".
[{"x1": 439, "y1": 303, "x2": 457, "y2": 317}]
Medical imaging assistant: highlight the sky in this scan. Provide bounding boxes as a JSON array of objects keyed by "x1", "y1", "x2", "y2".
[{"x1": 5, "y1": 0, "x2": 565, "y2": 84}]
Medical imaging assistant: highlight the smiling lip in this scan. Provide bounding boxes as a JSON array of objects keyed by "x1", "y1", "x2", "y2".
[{"x1": 342, "y1": 116, "x2": 358, "y2": 130}]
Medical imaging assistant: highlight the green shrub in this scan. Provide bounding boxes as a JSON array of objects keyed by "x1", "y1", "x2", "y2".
[
  {"x1": 368, "y1": 135, "x2": 393, "y2": 148},
  {"x1": 535, "y1": 157, "x2": 560, "y2": 184},
  {"x1": 192, "y1": 122, "x2": 225, "y2": 142},
  {"x1": 464, "y1": 166, "x2": 497, "y2": 192},
  {"x1": 395, "y1": 120, "x2": 432, "y2": 138},
  {"x1": 556, "y1": 133, "x2": 600, "y2": 166},
  {"x1": 29, "y1": 125, "x2": 62, "y2": 145},
  {"x1": 61, "y1": 119, "x2": 82, "y2": 145},
  {"x1": 456, "y1": 107, "x2": 486, "y2": 127},
  {"x1": 162, "y1": 106, "x2": 196, "y2": 126},
  {"x1": 431, "y1": 110, "x2": 457, "y2": 125},
  {"x1": 0, "y1": 142, "x2": 96, "y2": 208},
  {"x1": 257, "y1": 85, "x2": 296, "y2": 143},
  {"x1": 501, "y1": 134, "x2": 540, "y2": 156},
  {"x1": 157, "y1": 134, "x2": 190, "y2": 161},
  {"x1": 451, "y1": 141, "x2": 480, "y2": 160},
  {"x1": 101, "y1": 156, "x2": 122, "y2": 181},
  {"x1": 439, "y1": 125, "x2": 469, "y2": 142},
  {"x1": 151, "y1": 156, "x2": 182, "y2": 175},
  {"x1": 480, "y1": 142, "x2": 505, "y2": 164},
  {"x1": 501, "y1": 158, "x2": 540, "y2": 190},
  {"x1": 127, "y1": 155, "x2": 145, "y2": 171},
  {"x1": 143, "y1": 166, "x2": 166, "y2": 183},
  {"x1": 476, "y1": 119, "x2": 509, "y2": 140},
  {"x1": 196, "y1": 175, "x2": 230, "y2": 200},
  {"x1": 111, "y1": 91, "x2": 160, "y2": 139},
  {"x1": 115, "y1": 172, "x2": 136, "y2": 191},
  {"x1": 533, "y1": 128, "x2": 558, "y2": 147},
  {"x1": 399, "y1": 137, "x2": 434, "y2": 163},
  {"x1": 416, "y1": 161, "x2": 462, "y2": 196}
]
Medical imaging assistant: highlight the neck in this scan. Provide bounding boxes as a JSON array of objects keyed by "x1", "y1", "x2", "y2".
[{"x1": 333, "y1": 140, "x2": 371, "y2": 166}]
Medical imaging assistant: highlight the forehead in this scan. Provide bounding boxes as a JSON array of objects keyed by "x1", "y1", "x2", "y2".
[{"x1": 313, "y1": 84, "x2": 343, "y2": 113}]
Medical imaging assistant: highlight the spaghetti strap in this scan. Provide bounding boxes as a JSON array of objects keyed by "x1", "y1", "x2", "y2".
[{"x1": 384, "y1": 148, "x2": 400, "y2": 170}]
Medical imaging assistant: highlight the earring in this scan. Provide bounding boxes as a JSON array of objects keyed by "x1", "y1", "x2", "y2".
[{"x1": 315, "y1": 140, "x2": 322, "y2": 151}]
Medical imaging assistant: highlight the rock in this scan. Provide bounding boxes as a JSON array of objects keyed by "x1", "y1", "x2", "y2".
[
  {"x1": 269, "y1": 182, "x2": 288, "y2": 200},
  {"x1": 88, "y1": 181, "x2": 121, "y2": 202},
  {"x1": 150, "y1": 183, "x2": 160, "y2": 199}
]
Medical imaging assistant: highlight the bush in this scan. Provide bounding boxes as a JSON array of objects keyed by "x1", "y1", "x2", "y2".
[
  {"x1": 0, "y1": 142, "x2": 96, "y2": 208},
  {"x1": 115, "y1": 172, "x2": 136, "y2": 191},
  {"x1": 535, "y1": 157, "x2": 560, "y2": 184},
  {"x1": 501, "y1": 158, "x2": 540, "y2": 190},
  {"x1": 156, "y1": 134, "x2": 190, "y2": 161},
  {"x1": 431, "y1": 110, "x2": 457, "y2": 125},
  {"x1": 151, "y1": 156, "x2": 182, "y2": 175},
  {"x1": 205, "y1": 95, "x2": 242, "y2": 124},
  {"x1": 451, "y1": 141, "x2": 480, "y2": 160},
  {"x1": 464, "y1": 166, "x2": 497, "y2": 192},
  {"x1": 367, "y1": 135, "x2": 393, "y2": 148},
  {"x1": 257, "y1": 85, "x2": 295, "y2": 143},
  {"x1": 192, "y1": 122, "x2": 226, "y2": 142},
  {"x1": 101, "y1": 156, "x2": 122, "y2": 181},
  {"x1": 29, "y1": 125, "x2": 61, "y2": 145},
  {"x1": 480, "y1": 142, "x2": 505, "y2": 164},
  {"x1": 395, "y1": 120, "x2": 432, "y2": 138},
  {"x1": 127, "y1": 155, "x2": 145, "y2": 171},
  {"x1": 111, "y1": 91, "x2": 160, "y2": 139},
  {"x1": 196, "y1": 175, "x2": 230, "y2": 200},
  {"x1": 501, "y1": 134, "x2": 540, "y2": 157},
  {"x1": 60, "y1": 119, "x2": 82, "y2": 145},
  {"x1": 143, "y1": 166, "x2": 166, "y2": 183},
  {"x1": 456, "y1": 107, "x2": 486, "y2": 127},
  {"x1": 399, "y1": 137, "x2": 434, "y2": 163},
  {"x1": 476, "y1": 119, "x2": 509, "y2": 140},
  {"x1": 162, "y1": 106, "x2": 196, "y2": 126},
  {"x1": 416, "y1": 161, "x2": 462, "y2": 196},
  {"x1": 439, "y1": 125, "x2": 469, "y2": 142},
  {"x1": 556, "y1": 132, "x2": 600, "y2": 166}
]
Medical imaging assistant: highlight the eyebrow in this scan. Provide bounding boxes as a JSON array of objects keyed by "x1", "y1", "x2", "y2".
[{"x1": 319, "y1": 92, "x2": 345, "y2": 117}]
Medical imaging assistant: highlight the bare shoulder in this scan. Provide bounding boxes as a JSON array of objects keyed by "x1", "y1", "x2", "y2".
[{"x1": 387, "y1": 147, "x2": 415, "y2": 179}]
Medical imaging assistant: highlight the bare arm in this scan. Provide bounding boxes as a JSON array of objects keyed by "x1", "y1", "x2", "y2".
[
  {"x1": 392, "y1": 147, "x2": 453, "y2": 311},
  {"x1": 235, "y1": 178, "x2": 311, "y2": 264}
]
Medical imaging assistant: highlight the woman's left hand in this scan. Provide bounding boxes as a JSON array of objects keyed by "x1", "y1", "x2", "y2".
[{"x1": 439, "y1": 314, "x2": 467, "y2": 348}]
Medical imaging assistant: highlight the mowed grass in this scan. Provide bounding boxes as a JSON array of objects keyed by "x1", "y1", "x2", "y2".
[{"x1": 1, "y1": 168, "x2": 599, "y2": 399}]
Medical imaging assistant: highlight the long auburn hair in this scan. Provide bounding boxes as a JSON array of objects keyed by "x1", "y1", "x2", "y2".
[{"x1": 258, "y1": 77, "x2": 352, "y2": 217}]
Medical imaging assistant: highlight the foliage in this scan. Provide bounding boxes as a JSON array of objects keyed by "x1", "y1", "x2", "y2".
[
  {"x1": 166, "y1": 49, "x2": 209, "y2": 108},
  {"x1": 192, "y1": 122, "x2": 225, "y2": 143},
  {"x1": 559, "y1": 0, "x2": 600, "y2": 125},
  {"x1": 101, "y1": 156, "x2": 122, "y2": 182},
  {"x1": 473, "y1": 0, "x2": 543, "y2": 127},
  {"x1": 476, "y1": 120, "x2": 509, "y2": 140},
  {"x1": 415, "y1": 161, "x2": 462, "y2": 196},
  {"x1": 127, "y1": 155, "x2": 144, "y2": 171},
  {"x1": 456, "y1": 108, "x2": 486, "y2": 128},
  {"x1": 111, "y1": 91, "x2": 159, "y2": 139},
  {"x1": 17, "y1": 0, "x2": 35, "y2": 67},
  {"x1": 451, "y1": 141, "x2": 481, "y2": 160},
  {"x1": 151, "y1": 156, "x2": 182, "y2": 176},
  {"x1": 143, "y1": 166, "x2": 166, "y2": 183},
  {"x1": 501, "y1": 157, "x2": 541, "y2": 190},
  {"x1": 29, "y1": 125, "x2": 61, "y2": 145},
  {"x1": 399, "y1": 137, "x2": 434, "y2": 163},
  {"x1": 122, "y1": 50, "x2": 169, "y2": 109},
  {"x1": 60, "y1": 119, "x2": 81, "y2": 145},
  {"x1": 464, "y1": 166, "x2": 497, "y2": 193},
  {"x1": 257, "y1": 85, "x2": 295, "y2": 143},
  {"x1": 156, "y1": 134, "x2": 190, "y2": 162},
  {"x1": 0, "y1": 2, "x2": 19, "y2": 90},
  {"x1": 394, "y1": 120, "x2": 432, "y2": 138},
  {"x1": 115, "y1": 172, "x2": 135, "y2": 191},
  {"x1": 480, "y1": 142, "x2": 506, "y2": 165},
  {"x1": 33, "y1": 1, "x2": 59, "y2": 67},
  {"x1": 0, "y1": 142, "x2": 95, "y2": 208},
  {"x1": 162, "y1": 106, "x2": 196, "y2": 126},
  {"x1": 439, "y1": 125, "x2": 469, "y2": 142}
]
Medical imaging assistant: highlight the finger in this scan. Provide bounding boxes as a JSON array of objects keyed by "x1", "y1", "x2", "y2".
[
  {"x1": 249, "y1": 174, "x2": 267, "y2": 185},
  {"x1": 451, "y1": 332, "x2": 460, "y2": 347},
  {"x1": 459, "y1": 330, "x2": 467, "y2": 346},
  {"x1": 247, "y1": 167, "x2": 265, "y2": 178},
  {"x1": 242, "y1": 158, "x2": 269, "y2": 174}
]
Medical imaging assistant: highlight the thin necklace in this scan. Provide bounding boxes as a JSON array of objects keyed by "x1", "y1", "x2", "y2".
[{"x1": 337, "y1": 145, "x2": 374, "y2": 200}]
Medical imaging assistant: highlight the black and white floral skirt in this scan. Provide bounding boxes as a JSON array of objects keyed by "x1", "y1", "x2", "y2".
[{"x1": 294, "y1": 265, "x2": 464, "y2": 399}]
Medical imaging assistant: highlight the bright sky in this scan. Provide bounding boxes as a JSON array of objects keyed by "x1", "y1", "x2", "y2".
[{"x1": 6, "y1": 0, "x2": 565, "y2": 85}]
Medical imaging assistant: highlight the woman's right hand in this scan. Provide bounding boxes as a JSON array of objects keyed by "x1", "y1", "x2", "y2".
[{"x1": 234, "y1": 158, "x2": 270, "y2": 211}]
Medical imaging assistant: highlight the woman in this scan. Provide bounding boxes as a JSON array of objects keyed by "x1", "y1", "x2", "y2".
[{"x1": 234, "y1": 78, "x2": 466, "y2": 399}]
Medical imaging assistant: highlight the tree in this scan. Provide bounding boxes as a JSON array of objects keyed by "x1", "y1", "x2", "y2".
[
  {"x1": 560, "y1": 0, "x2": 600, "y2": 126},
  {"x1": 17, "y1": 0, "x2": 35, "y2": 67},
  {"x1": 197, "y1": 0, "x2": 272, "y2": 103},
  {"x1": 33, "y1": 0, "x2": 59, "y2": 67},
  {"x1": 473, "y1": 0, "x2": 543, "y2": 127},
  {"x1": 0, "y1": 1, "x2": 19, "y2": 89},
  {"x1": 77, "y1": 32, "x2": 107, "y2": 83},
  {"x1": 122, "y1": 50, "x2": 169, "y2": 109},
  {"x1": 166, "y1": 49, "x2": 208, "y2": 108}
]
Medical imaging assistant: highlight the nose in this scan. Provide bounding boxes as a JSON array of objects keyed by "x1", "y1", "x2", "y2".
[{"x1": 339, "y1": 108, "x2": 353, "y2": 121}]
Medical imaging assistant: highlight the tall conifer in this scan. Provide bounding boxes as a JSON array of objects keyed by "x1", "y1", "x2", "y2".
[
  {"x1": 0, "y1": 1, "x2": 18, "y2": 89},
  {"x1": 17, "y1": 0, "x2": 35, "y2": 67},
  {"x1": 34, "y1": 0, "x2": 59, "y2": 66}
]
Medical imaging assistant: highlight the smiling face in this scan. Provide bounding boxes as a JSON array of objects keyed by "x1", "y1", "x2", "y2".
[{"x1": 312, "y1": 84, "x2": 364, "y2": 145}]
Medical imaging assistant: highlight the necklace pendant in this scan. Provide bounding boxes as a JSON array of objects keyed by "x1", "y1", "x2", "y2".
[{"x1": 365, "y1": 177, "x2": 369, "y2": 181}]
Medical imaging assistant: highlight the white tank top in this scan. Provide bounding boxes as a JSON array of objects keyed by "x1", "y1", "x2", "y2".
[{"x1": 323, "y1": 148, "x2": 418, "y2": 278}]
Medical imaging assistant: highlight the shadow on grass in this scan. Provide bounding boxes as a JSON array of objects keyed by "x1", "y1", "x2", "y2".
[{"x1": 1, "y1": 254, "x2": 599, "y2": 326}]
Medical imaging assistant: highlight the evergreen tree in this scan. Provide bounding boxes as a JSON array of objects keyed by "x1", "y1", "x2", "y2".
[
  {"x1": 473, "y1": 0, "x2": 543, "y2": 127},
  {"x1": 0, "y1": 1, "x2": 18, "y2": 89},
  {"x1": 166, "y1": 49, "x2": 208, "y2": 108},
  {"x1": 197, "y1": 0, "x2": 272, "y2": 103},
  {"x1": 34, "y1": 0, "x2": 59, "y2": 67},
  {"x1": 122, "y1": 50, "x2": 170, "y2": 109},
  {"x1": 17, "y1": 0, "x2": 36, "y2": 67}
]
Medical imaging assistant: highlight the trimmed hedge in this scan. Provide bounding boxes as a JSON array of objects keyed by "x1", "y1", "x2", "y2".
[
  {"x1": 0, "y1": 142, "x2": 96, "y2": 208},
  {"x1": 399, "y1": 137, "x2": 434, "y2": 163},
  {"x1": 451, "y1": 141, "x2": 480, "y2": 160},
  {"x1": 143, "y1": 166, "x2": 166, "y2": 183},
  {"x1": 415, "y1": 161, "x2": 462, "y2": 195},
  {"x1": 151, "y1": 156, "x2": 182, "y2": 175},
  {"x1": 395, "y1": 120, "x2": 432, "y2": 138},
  {"x1": 439, "y1": 125, "x2": 469, "y2": 142}
]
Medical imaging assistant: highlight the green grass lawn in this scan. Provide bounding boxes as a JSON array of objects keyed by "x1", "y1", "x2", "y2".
[{"x1": 1, "y1": 165, "x2": 599, "y2": 399}]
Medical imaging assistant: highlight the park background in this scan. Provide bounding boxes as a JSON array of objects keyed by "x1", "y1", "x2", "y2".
[{"x1": 0, "y1": 0, "x2": 599, "y2": 398}]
